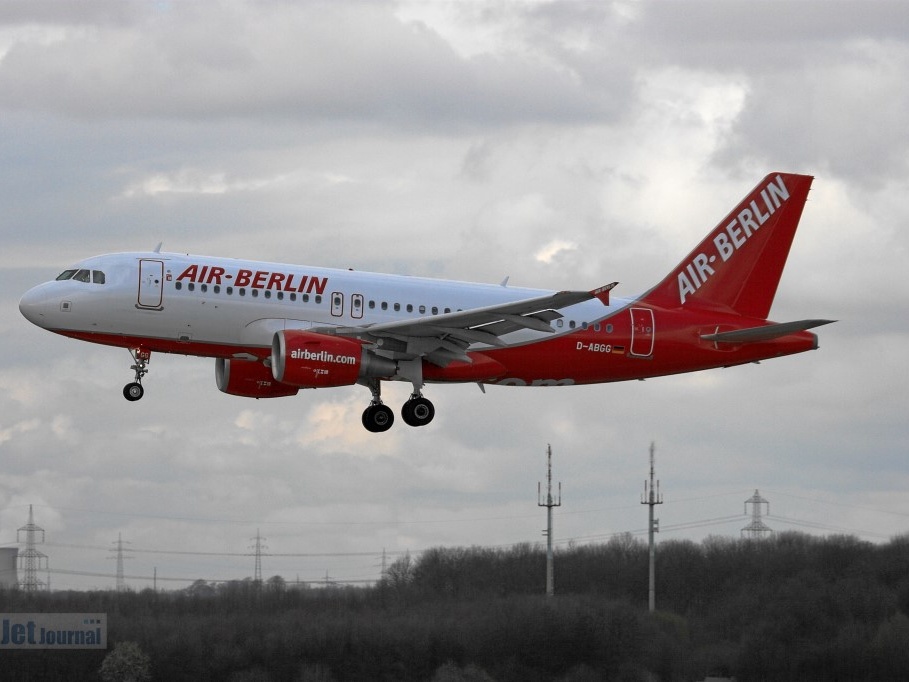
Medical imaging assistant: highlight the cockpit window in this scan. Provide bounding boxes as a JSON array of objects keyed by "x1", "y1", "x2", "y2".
[{"x1": 55, "y1": 268, "x2": 106, "y2": 284}]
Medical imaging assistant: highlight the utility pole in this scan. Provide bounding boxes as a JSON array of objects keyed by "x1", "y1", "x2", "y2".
[
  {"x1": 641, "y1": 442, "x2": 663, "y2": 612},
  {"x1": 538, "y1": 444, "x2": 561, "y2": 597}
]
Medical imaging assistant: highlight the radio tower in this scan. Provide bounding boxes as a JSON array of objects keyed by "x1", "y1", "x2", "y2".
[
  {"x1": 250, "y1": 529, "x2": 267, "y2": 585},
  {"x1": 108, "y1": 533, "x2": 133, "y2": 591},
  {"x1": 538, "y1": 444, "x2": 562, "y2": 597},
  {"x1": 742, "y1": 489, "x2": 772, "y2": 539},
  {"x1": 640, "y1": 442, "x2": 663, "y2": 612},
  {"x1": 17, "y1": 505, "x2": 48, "y2": 592}
]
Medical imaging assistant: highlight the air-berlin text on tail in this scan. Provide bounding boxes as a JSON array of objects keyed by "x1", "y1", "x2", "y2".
[
  {"x1": 678, "y1": 174, "x2": 790, "y2": 305},
  {"x1": 175, "y1": 264, "x2": 328, "y2": 295}
]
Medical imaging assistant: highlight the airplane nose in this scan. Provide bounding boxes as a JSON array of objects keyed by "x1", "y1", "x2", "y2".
[{"x1": 19, "y1": 285, "x2": 51, "y2": 327}]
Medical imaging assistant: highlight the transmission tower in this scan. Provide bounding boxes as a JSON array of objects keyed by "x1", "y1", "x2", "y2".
[
  {"x1": 538, "y1": 444, "x2": 561, "y2": 597},
  {"x1": 17, "y1": 505, "x2": 48, "y2": 592},
  {"x1": 640, "y1": 442, "x2": 663, "y2": 612},
  {"x1": 250, "y1": 529, "x2": 267, "y2": 585},
  {"x1": 742, "y1": 489, "x2": 772, "y2": 539},
  {"x1": 108, "y1": 533, "x2": 133, "y2": 591}
]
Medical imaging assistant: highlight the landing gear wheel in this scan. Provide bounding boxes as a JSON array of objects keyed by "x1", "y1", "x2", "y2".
[
  {"x1": 123, "y1": 382, "x2": 144, "y2": 401},
  {"x1": 401, "y1": 396, "x2": 435, "y2": 427},
  {"x1": 362, "y1": 404, "x2": 394, "y2": 433},
  {"x1": 125, "y1": 347, "x2": 151, "y2": 401}
]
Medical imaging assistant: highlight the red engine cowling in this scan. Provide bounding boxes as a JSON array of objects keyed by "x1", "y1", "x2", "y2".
[
  {"x1": 272, "y1": 330, "x2": 364, "y2": 388},
  {"x1": 215, "y1": 357, "x2": 299, "y2": 398}
]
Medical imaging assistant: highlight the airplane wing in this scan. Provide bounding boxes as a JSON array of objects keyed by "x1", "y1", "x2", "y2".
[{"x1": 314, "y1": 283, "x2": 617, "y2": 366}]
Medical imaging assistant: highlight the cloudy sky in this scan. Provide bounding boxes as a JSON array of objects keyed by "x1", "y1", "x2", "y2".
[{"x1": 1, "y1": 0, "x2": 907, "y2": 591}]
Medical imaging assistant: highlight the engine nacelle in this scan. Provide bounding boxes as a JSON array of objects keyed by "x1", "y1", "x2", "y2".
[
  {"x1": 272, "y1": 330, "x2": 368, "y2": 388},
  {"x1": 215, "y1": 357, "x2": 299, "y2": 398}
]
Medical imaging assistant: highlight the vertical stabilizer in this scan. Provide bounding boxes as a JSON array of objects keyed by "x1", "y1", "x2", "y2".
[{"x1": 641, "y1": 173, "x2": 813, "y2": 318}]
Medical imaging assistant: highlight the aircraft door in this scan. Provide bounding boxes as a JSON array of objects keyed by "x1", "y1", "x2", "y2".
[
  {"x1": 137, "y1": 259, "x2": 164, "y2": 310},
  {"x1": 630, "y1": 307, "x2": 654, "y2": 357}
]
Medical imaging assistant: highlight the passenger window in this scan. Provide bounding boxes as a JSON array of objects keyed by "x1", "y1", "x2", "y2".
[
  {"x1": 406, "y1": 304, "x2": 413, "y2": 313},
  {"x1": 175, "y1": 281, "x2": 183, "y2": 291}
]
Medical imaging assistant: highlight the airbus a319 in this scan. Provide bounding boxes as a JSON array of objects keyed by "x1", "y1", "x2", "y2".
[{"x1": 19, "y1": 172, "x2": 832, "y2": 432}]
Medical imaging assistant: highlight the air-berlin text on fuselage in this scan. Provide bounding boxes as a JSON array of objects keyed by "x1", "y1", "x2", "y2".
[
  {"x1": 677, "y1": 174, "x2": 790, "y2": 305},
  {"x1": 175, "y1": 264, "x2": 328, "y2": 295}
]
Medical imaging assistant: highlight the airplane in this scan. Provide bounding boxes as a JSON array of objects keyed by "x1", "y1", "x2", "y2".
[{"x1": 19, "y1": 172, "x2": 833, "y2": 432}]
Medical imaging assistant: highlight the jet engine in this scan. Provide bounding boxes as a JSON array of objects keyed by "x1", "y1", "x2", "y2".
[
  {"x1": 271, "y1": 330, "x2": 395, "y2": 389},
  {"x1": 215, "y1": 357, "x2": 299, "y2": 398}
]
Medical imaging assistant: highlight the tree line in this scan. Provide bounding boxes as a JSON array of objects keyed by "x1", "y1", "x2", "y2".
[{"x1": 2, "y1": 531, "x2": 908, "y2": 681}]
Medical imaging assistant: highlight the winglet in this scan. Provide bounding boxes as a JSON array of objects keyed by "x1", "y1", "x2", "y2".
[{"x1": 592, "y1": 282, "x2": 619, "y2": 305}]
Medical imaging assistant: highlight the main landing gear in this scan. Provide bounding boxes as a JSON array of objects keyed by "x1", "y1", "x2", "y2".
[
  {"x1": 123, "y1": 347, "x2": 150, "y2": 402},
  {"x1": 361, "y1": 380, "x2": 435, "y2": 433}
]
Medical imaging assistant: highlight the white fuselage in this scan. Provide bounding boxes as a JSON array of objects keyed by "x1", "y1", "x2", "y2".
[{"x1": 19, "y1": 251, "x2": 624, "y2": 356}]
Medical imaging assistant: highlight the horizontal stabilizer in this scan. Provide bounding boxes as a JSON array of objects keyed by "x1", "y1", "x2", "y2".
[{"x1": 701, "y1": 319, "x2": 835, "y2": 344}]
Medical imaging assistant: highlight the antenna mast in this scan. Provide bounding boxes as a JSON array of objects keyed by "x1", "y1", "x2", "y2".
[
  {"x1": 641, "y1": 442, "x2": 663, "y2": 612},
  {"x1": 538, "y1": 444, "x2": 562, "y2": 597}
]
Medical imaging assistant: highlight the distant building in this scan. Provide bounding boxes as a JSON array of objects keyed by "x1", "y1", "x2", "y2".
[{"x1": 0, "y1": 548, "x2": 18, "y2": 588}]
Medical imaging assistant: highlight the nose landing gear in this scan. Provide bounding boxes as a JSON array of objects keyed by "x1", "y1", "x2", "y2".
[{"x1": 123, "y1": 347, "x2": 150, "y2": 402}]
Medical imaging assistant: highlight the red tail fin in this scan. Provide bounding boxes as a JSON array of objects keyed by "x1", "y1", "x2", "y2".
[{"x1": 641, "y1": 173, "x2": 813, "y2": 318}]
